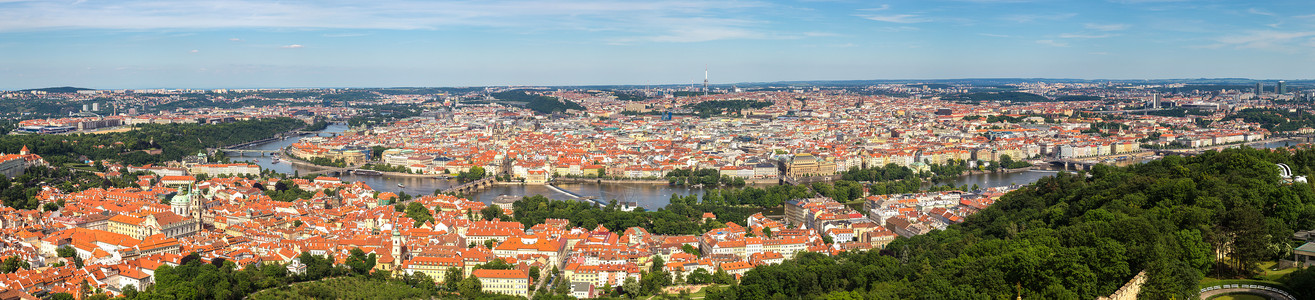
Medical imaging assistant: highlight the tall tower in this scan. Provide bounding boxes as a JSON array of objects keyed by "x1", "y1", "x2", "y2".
[
  {"x1": 1278, "y1": 81, "x2": 1287, "y2": 94},
  {"x1": 1256, "y1": 82, "x2": 1264, "y2": 99},
  {"x1": 703, "y1": 67, "x2": 709, "y2": 96},
  {"x1": 1152, "y1": 94, "x2": 1160, "y2": 109}
]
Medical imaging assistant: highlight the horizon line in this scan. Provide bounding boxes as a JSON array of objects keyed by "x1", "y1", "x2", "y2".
[{"x1": 6, "y1": 77, "x2": 1312, "y2": 92}]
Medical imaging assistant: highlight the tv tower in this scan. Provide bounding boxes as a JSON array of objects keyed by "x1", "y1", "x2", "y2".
[{"x1": 703, "y1": 67, "x2": 709, "y2": 96}]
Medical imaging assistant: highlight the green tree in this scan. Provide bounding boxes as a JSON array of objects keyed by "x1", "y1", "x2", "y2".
[
  {"x1": 444, "y1": 267, "x2": 464, "y2": 291},
  {"x1": 459, "y1": 276, "x2": 483, "y2": 296},
  {"x1": 0, "y1": 256, "x2": 28, "y2": 273},
  {"x1": 345, "y1": 248, "x2": 377, "y2": 275},
  {"x1": 481, "y1": 204, "x2": 506, "y2": 221},
  {"x1": 405, "y1": 202, "x2": 434, "y2": 227}
]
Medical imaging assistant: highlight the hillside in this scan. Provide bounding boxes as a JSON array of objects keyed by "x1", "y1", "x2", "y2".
[
  {"x1": 17, "y1": 86, "x2": 95, "y2": 93},
  {"x1": 707, "y1": 147, "x2": 1315, "y2": 299},
  {"x1": 490, "y1": 90, "x2": 583, "y2": 114}
]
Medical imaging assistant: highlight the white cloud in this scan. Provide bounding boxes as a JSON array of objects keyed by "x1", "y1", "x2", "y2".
[
  {"x1": 1247, "y1": 8, "x2": 1276, "y2": 17},
  {"x1": 281, "y1": 44, "x2": 304, "y2": 49},
  {"x1": 1036, "y1": 39, "x2": 1069, "y2": 47},
  {"x1": 1210, "y1": 30, "x2": 1315, "y2": 52},
  {"x1": 979, "y1": 33, "x2": 1012, "y2": 38},
  {"x1": 229, "y1": 38, "x2": 242, "y2": 42},
  {"x1": 858, "y1": 4, "x2": 890, "y2": 11},
  {"x1": 1085, "y1": 23, "x2": 1129, "y2": 31},
  {"x1": 0, "y1": 0, "x2": 819, "y2": 44},
  {"x1": 1059, "y1": 33, "x2": 1118, "y2": 38},
  {"x1": 859, "y1": 14, "x2": 930, "y2": 24},
  {"x1": 0, "y1": 0, "x2": 768, "y2": 31},
  {"x1": 1003, "y1": 13, "x2": 1076, "y2": 23},
  {"x1": 323, "y1": 33, "x2": 368, "y2": 37},
  {"x1": 189, "y1": 49, "x2": 199, "y2": 53}
]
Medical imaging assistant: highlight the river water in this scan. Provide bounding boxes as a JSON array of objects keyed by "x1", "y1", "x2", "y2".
[{"x1": 230, "y1": 125, "x2": 1068, "y2": 209}]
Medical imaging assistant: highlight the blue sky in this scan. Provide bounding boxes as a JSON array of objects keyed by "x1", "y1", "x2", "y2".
[{"x1": 1, "y1": 0, "x2": 1313, "y2": 89}]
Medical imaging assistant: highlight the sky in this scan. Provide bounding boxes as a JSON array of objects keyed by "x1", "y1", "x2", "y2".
[{"x1": 1, "y1": 0, "x2": 1314, "y2": 89}]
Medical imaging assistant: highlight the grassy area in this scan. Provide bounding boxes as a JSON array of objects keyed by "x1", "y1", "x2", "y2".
[
  {"x1": 1198, "y1": 278, "x2": 1288, "y2": 290},
  {"x1": 62, "y1": 163, "x2": 97, "y2": 172},
  {"x1": 1207, "y1": 293, "x2": 1268, "y2": 300},
  {"x1": 1258, "y1": 261, "x2": 1299, "y2": 281},
  {"x1": 1199, "y1": 261, "x2": 1300, "y2": 292}
]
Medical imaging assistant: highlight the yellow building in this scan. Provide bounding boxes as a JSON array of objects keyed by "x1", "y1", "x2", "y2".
[
  {"x1": 473, "y1": 269, "x2": 529, "y2": 297},
  {"x1": 107, "y1": 215, "x2": 146, "y2": 240},
  {"x1": 785, "y1": 153, "x2": 836, "y2": 177},
  {"x1": 403, "y1": 257, "x2": 463, "y2": 283}
]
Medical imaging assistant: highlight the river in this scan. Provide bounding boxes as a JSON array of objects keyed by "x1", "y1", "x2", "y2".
[{"x1": 230, "y1": 125, "x2": 1063, "y2": 209}]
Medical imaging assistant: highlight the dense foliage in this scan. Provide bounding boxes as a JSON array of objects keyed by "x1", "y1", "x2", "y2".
[
  {"x1": 247, "y1": 276, "x2": 430, "y2": 300},
  {"x1": 0, "y1": 256, "x2": 29, "y2": 273},
  {"x1": 455, "y1": 166, "x2": 487, "y2": 182},
  {"x1": 524, "y1": 95, "x2": 585, "y2": 115},
  {"x1": 128, "y1": 251, "x2": 399, "y2": 300},
  {"x1": 944, "y1": 92, "x2": 1049, "y2": 102},
  {"x1": 705, "y1": 147, "x2": 1315, "y2": 300},
  {"x1": 0, "y1": 117, "x2": 304, "y2": 166},
  {"x1": 687, "y1": 100, "x2": 772, "y2": 116},
  {"x1": 512, "y1": 194, "x2": 754, "y2": 235},
  {"x1": 489, "y1": 90, "x2": 585, "y2": 114},
  {"x1": 1053, "y1": 95, "x2": 1102, "y2": 101},
  {"x1": 666, "y1": 168, "x2": 746, "y2": 187},
  {"x1": 1222, "y1": 108, "x2": 1315, "y2": 132},
  {"x1": 1145, "y1": 108, "x2": 1214, "y2": 117}
]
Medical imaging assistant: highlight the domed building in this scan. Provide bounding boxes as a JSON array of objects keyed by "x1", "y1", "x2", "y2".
[{"x1": 785, "y1": 153, "x2": 836, "y2": 177}]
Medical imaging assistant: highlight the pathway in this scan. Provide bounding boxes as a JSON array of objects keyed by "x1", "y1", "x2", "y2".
[{"x1": 1198, "y1": 284, "x2": 1295, "y2": 300}]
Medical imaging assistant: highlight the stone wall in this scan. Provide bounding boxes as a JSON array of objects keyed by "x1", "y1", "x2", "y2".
[{"x1": 1097, "y1": 270, "x2": 1147, "y2": 300}]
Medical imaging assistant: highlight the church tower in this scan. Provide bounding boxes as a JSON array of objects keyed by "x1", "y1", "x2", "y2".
[{"x1": 391, "y1": 228, "x2": 405, "y2": 262}]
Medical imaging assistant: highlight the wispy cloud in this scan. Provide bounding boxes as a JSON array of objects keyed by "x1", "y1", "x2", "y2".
[
  {"x1": 1036, "y1": 39, "x2": 1069, "y2": 47},
  {"x1": 228, "y1": 38, "x2": 242, "y2": 42},
  {"x1": 0, "y1": 0, "x2": 792, "y2": 45},
  {"x1": 1003, "y1": 13, "x2": 1076, "y2": 23},
  {"x1": 1085, "y1": 23, "x2": 1129, "y2": 31},
  {"x1": 1209, "y1": 30, "x2": 1315, "y2": 52},
  {"x1": 1247, "y1": 8, "x2": 1276, "y2": 17},
  {"x1": 1059, "y1": 33, "x2": 1118, "y2": 38},
  {"x1": 322, "y1": 33, "x2": 368, "y2": 37},
  {"x1": 281, "y1": 44, "x2": 304, "y2": 49},
  {"x1": 859, "y1": 14, "x2": 930, "y2": 24},
  {"x1": 858, "y1": 4, "x2": 890, "y2": 11},
  {"x1": 979, "y1": 33, "x2": 1013, "y2": 38},
  {"x1": 189, "y1": 49, "x2": 199, "y2": 53}
]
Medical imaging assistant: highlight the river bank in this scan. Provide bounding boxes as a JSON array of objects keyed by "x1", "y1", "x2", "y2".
[
  {"x1": 233, "y1": 124, "x2": 1061, "y2": 209},
  {"x1": 962, "y1": 166, "x2": 1036, "y2": 176},
  {"x1": 552, "y1": 177, "x2": 780, "y2": 185}
]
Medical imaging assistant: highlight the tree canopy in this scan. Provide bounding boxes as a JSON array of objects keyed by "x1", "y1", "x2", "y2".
[{"x1": 706, "y1": 147, "x2": 1315, "y2": 300}]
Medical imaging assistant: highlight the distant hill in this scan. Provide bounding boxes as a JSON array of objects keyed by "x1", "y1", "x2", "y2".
[{"x1": 18, "y1": 86, "x2": 95, "y2": 93}]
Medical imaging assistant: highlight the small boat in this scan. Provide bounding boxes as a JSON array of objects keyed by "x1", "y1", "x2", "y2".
[
  {"x1": 397, "y1": 183, "x2": 405, "y2": 188},
  {"x1": 271, "y1": 158, "x2": 280, "y2": 164}
]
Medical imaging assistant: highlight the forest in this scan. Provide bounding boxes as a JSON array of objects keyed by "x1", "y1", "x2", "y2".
[
  {"x1": 701, "y1": 147, "x2": 1315, "y2": 299},
  {"x1": 0, "y1": 117, "x2": 304, "y2": 166},
  {"x1": 1221, "y1": 108, "x2": 1315, "y2": 132},
  {"x1": 686, "y1": 100, "x2": 772, "y2": 116},
  {"x1": 508, "y1": 186, "x2": 807, "y2": 235},
  {"x1": 488, "y1": 90, "x2": 584, "y2": 114},
  {"x1": 943, "y1": 92, "x2": 1050, "y2": 103}
]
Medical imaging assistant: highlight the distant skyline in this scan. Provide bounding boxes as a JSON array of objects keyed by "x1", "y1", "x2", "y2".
[{"x1": 1, "y1": 0, "x2": 1314, "y2": 90}]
